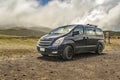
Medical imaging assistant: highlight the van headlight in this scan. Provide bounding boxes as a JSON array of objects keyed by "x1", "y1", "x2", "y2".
[{"x1": 52, "y1": 37, "x2": 64, "y2": 46}]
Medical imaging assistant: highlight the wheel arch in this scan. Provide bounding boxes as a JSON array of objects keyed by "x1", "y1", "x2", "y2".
[
  {"x1": 62, "y1": 39, "x2": 75, "y2": 53},
  {"x1": 65, "y1": 44, "x2": 75, "y2": 54},
  {"x1": 97, "y1": 40, "x2": 105, "y2": 49}
]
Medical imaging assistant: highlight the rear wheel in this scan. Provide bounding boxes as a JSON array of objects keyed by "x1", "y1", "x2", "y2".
[
  {"x1": 96, "y1": 44, "x2": 103, "y2": 55},
  {"x1": 62, "y1": 46, "x2": 74, "y2": 60}
]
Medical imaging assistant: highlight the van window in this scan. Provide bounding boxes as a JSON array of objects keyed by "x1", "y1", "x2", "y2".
[
  {"x1": 74, "y1": 26, "x2": 83, "y2": 35},
  {"x1": 86, "y1": 27, "x2": 95, "y2": 35},
  {"x1": 50, "y1": 25, "x2": 75, "y2": 34},
  {"x1": 96, "y1": 28, "x2": 103, "y2": 35}
]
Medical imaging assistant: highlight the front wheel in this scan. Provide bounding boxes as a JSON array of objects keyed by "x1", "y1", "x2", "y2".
[
  {"x1": 62, "y1": 46, "x2": 74, "y2": 60},
  {"x1": 95, "y1": 44, "x2": 104, "y2": 55}
]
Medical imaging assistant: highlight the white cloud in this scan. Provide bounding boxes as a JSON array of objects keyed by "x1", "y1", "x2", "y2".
[{"x1": 0, "y1": 0, "x2": 120, "y2": 31}]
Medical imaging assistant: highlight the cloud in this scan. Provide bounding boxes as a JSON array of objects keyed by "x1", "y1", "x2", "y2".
[
  {"x1": 0, "y1": 0, "x2": 120, "y2": 31},
  {"x1": 99, "y1": 2, "x2": 120, "y2": 30}
]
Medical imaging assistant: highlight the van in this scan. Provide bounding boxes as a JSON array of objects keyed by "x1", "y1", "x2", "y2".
[{"x1": 37, "y1": 24, "x2": 105, "y2": 60}]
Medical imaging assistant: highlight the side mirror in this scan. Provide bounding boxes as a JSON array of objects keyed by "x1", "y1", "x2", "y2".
[{"x1": 72, "y1": 31, "x2": 79, "y2": 36}]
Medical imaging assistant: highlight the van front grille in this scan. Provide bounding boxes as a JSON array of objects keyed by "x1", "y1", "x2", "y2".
[{"x1": 39, "y1": 38, "x2": 53, "y2": 46}]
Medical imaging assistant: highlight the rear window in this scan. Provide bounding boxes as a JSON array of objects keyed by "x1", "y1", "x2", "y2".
[{"x1": 96, "y1": 28, "x2": 103, "y2": 35}]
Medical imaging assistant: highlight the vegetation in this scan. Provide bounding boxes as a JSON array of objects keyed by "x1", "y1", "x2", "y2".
[
  {"x1": 104, "y1": 31, "x2": 120, "y2": 39},
  {"x1": 0, "y1": 35, "x2": 119, "y2": 57},
  {"x1": 0, "y1": 26, "x2": 51, "y2": 36},
  {"x1": 0, "y1": 26, "x2": 51, "y2": 57},
  {"x1": 0, "y1": 35, "x2": 39, "y2": 57}
]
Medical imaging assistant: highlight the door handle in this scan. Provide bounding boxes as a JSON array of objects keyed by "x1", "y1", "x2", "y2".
[
  {"x1": 83, "y1": 37, "x2": 89, "y2": 40},
  {"x1": 83, "y1": 37, "x2": 86, "y2": 40}
]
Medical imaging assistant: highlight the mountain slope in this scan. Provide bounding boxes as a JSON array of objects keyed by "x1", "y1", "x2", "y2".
[
  {"x1": 104, "y1": 31, "x2": 120, "y2": 36},
  {"x1": 0, "y1": 26, "x2": 51, "y2": 36}
]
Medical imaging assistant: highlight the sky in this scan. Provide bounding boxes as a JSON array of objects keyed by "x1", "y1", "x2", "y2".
[
  {"x1": 38, "y1": 0, "x2": 51, "y2": 6},
  {"x1": 0, "y1": 0, "x2": 120, "y2": 31}
]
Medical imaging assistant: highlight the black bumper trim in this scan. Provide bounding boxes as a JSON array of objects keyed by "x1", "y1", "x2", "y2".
[{"x1": 37, "y1": 45, "x2": 65, "y2": 55}]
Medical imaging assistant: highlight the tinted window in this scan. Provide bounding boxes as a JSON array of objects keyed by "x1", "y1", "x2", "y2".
[
  {"x1": 96, "y1": 28, "x2": 103, "y2": 35},
  {"x1": 74, "y1": 26, "x2": 84, "y2": 35},
  {"x1": 86, "y1": 27, "x2": 95, "y2": 35}
]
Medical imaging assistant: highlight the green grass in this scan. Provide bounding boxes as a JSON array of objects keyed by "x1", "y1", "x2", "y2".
[
  {"x1": 0, "y1": 35, "x2": 41, "y2": 39},
  {"x1": 0, "y1": 35, "x2": 39, "y2": 57}
]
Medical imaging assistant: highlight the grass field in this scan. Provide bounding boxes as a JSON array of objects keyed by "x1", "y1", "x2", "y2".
[
  {"x1": 0, "y1": 35, "x2": 38, "y2": 57},
  {"x1": 0, "y1": 35, "x2": 120, "y2": 57},
  {"x1": 105, "y1": 39, "x2": 120, "y2": 52}
]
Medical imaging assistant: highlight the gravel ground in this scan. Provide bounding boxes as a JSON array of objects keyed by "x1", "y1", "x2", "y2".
[{"x1": 0, "y1": 51, "x2": 120, "y2": 80}]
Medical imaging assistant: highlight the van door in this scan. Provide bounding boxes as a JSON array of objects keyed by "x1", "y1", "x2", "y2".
[
  {"x1": 85, "y1": 27, "x2": 97, "y2": 51},
  {"x1": 73, "y1": 25, "x2": 86, "y2": 53}
]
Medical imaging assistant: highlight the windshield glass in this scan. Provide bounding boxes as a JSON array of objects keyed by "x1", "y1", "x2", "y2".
[{"x1": 50, "y1": 25, "x2": 75, "y2": 34}]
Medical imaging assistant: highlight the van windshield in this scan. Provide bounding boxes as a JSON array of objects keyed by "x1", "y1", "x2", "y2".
[{"x1": 50, "y1": 25, "x2": 75, "y2": 34}]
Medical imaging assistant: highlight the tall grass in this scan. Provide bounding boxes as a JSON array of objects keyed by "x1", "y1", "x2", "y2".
[
  {"x1": 0, "y1": 35, "x2": 40, "y2": 57},
  {"x1": 104, "y1": 39, "x2": 120, "y2": 52}
]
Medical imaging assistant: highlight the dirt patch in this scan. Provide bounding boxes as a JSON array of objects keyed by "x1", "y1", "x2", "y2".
[{"x1": 0, "y1": 51, "x2": 120, "y2": 80}]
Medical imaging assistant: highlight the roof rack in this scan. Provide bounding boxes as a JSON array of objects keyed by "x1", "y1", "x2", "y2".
[{"x1": 86, "y1": 24, "x2": 97, "y2": 27}]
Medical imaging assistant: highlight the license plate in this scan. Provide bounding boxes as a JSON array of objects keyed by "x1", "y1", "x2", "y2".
[{"x1": 40, "y1": 48, "x2": 45, "y2": 51}]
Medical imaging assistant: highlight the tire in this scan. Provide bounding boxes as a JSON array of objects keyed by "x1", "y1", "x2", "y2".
[
  {"x1": 95, "y1": 44, "x2": 103, "y2": 55},
  {"x1": 62, "y1": 46, "x2": 74, "y2": 60}
]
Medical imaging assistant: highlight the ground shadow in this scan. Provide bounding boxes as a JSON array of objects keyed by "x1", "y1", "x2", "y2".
[
  {"x1": 37, "y1": 55, "x2": 64, "y2": 62},
  {"x1": 73, "y1": 52, "x2": 106, "y2": 60},
  {"x1": 37, "y1": 52, "x2": 107, "y2": 62}
]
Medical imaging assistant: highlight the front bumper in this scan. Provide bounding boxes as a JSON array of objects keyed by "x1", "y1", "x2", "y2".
[{"x1": 37, "y1": 45, "x2": 65, "y2": 55}]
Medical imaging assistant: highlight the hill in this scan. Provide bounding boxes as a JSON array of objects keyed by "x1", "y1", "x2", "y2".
[
  {"x1": 104, "y1": 31, "x2": 120, "y2": 36},
  {"x1": 0, "y1": 26, "x2": 51, "y2": 36},
  {"x1": 1, "y1": 27, "x2": 119, "y2": 37}
]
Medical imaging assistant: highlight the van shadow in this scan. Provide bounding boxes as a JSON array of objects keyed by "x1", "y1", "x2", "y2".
[{"x1": 37, "y1": 52, "x2": 106, "y2": 62}]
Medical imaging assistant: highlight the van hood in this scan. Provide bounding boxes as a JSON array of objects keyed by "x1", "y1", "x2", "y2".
[{"x1": 42, "y1": 33, "x2": 65, "y2": 40}]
